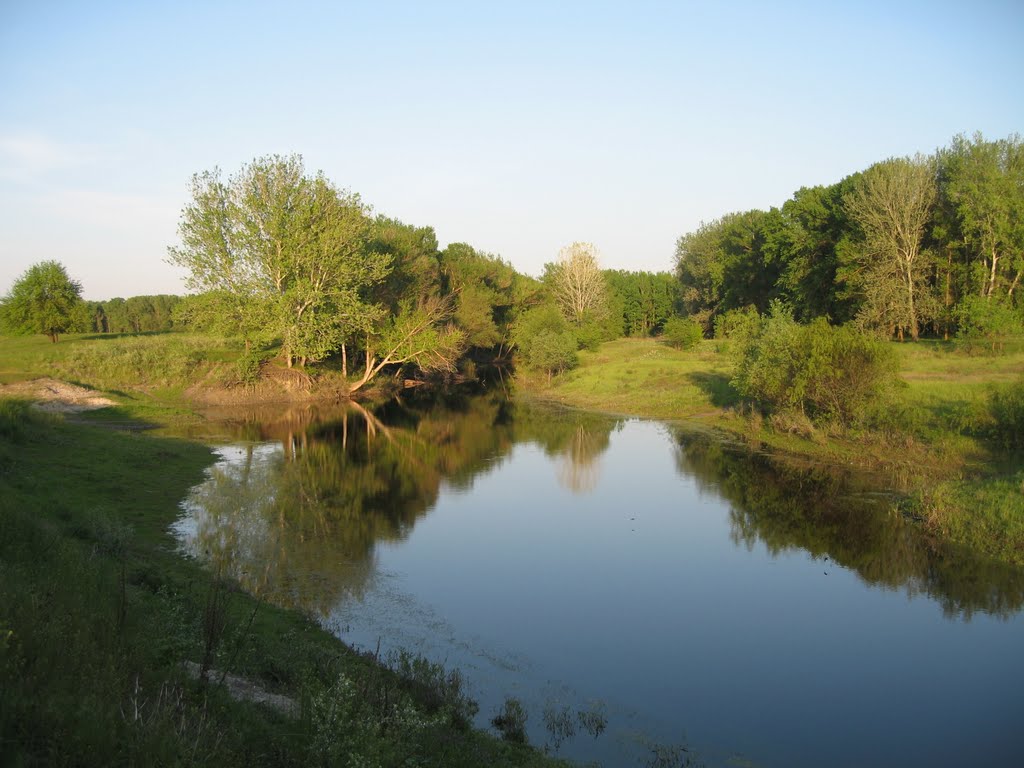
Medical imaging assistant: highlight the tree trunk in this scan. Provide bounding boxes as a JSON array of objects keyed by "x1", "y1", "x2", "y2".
[
  {"x1": 341, "y1": 343, "x2": 347, "y2": 378},
  {"x1": 905, "y1": 260, "x2": 919, "y2": 341},
  {"x1": 987, "y1": 248, "x2": 999, "y2": 298}
]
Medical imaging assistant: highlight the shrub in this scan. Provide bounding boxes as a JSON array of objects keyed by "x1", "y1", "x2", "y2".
[
  {"x1": 512, "y1": 305, "x2": 579, "y2": 380},
  {"x1": 989, "y1": 377, "x2": 1024, "y2": 449},
  {"x1": 713, "y1": 305, "x2": 762, "y2": 343},
  {"x1": 491, "y1": 696, "x2": 528, "y2": 744},
  {"x1": 955, "y1": 295, "x2": 1022, "y2": 353},
  {"x1": 662, "y1": 316, "x2": 704, "y2": 350},
  {"x1": 733, "y1": 304, "x2": 898, "y2": 427}
]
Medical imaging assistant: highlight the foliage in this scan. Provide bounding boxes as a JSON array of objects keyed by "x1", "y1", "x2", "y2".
[
  {"x1": 511, "y1": 304, "x2": 578, "y2": 379},
  {"x1": 662, "y1": 316, "x2": 704, "y2": 350},
  {"x1": 604, "y1": 270, "x2": 681, "y2": 336},
  {"x1": 733, "y1": 304, "x2": 899, "y2": 427},
  {"x1": 546, "y1": 242, "x2": 609, "y2": 326},
  {"x1": 491, "y1": 697, "x2": 529, "y2": 744},
  {"x1": 954, "y1": 294, "x2": 1022, "y2": 352},
  {"x1": 168, "y1": 154, "x2": 387, "y2": 366},
  {"x1": 712, "y1": 305, "x2": 762, "y2": 351},
  {"x1": 672, "y1": 133, "x2": 1023, "y2": 345},
  {"x1": 844, "y1": 155, "x2": 937, "y2": 340},
  {"x1": 440, "y1": 242, "x2": 520, "y2": 352},
  {"x1": 0, "y1": 260, "x2": 83, "y2": 343},
  {"x1": 989, "y1": 377, "x2": 1024, "y2": 450}
]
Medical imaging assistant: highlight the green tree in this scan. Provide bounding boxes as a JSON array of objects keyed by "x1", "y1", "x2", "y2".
[
  {"x1": 844, "y1": 156, "x2": 937, "y2": 340},
  {"x1": 0, "y1": 260, "x2": 83, "y2": 342},
  {"x1": 940, "y1": 133, "x2": 1024, "y2": 301},
  {"x1": 511, "y1": 304, "x2": 578, "y2": 381},
  {"x1": 168, "y1": 155, "x2": 386, "y2": 365}
]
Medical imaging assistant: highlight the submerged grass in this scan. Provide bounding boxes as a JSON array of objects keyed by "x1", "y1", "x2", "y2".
[
  {"x1": 534, "y1": 336, "x2": 1024, "y2": 566},
  {"x1": 0, "y1": 398, "x2": 568, "y2": 767}
]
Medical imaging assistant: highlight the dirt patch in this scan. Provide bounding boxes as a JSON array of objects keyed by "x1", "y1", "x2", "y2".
[{"x1": 0, "y1": 378, "x2": 117, "y2": 413}]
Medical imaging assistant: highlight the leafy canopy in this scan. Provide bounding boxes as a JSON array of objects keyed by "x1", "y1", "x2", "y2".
[{"x1": 1, "y1": 260, "x2": 83, "y2": 342}]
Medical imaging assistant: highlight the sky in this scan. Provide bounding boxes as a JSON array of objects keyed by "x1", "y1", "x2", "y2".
[{"x1": 1, "y1": 0, "x2": 1022, "y2": 300}]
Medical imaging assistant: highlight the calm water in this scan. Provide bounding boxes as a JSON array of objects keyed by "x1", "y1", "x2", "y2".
[{"x1": 173, "y1": 392, "x2": 1024, "y2": 767}]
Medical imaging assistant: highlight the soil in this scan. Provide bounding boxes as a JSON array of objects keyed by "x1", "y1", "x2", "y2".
[{"x1": 0, "y1": 378, "x2": 118, "y2": 413}]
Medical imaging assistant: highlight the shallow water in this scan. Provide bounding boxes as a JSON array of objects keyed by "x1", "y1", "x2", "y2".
[{"x1": 173, "y1": 393, "x2": 1024, "y2": 767}]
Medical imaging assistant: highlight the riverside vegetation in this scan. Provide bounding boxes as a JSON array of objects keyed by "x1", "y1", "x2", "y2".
[{"x1": 2, "y1": 130, "x2": 1022, "y2": 764}]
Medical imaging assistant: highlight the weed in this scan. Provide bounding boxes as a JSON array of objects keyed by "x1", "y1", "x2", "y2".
[{"x1": 492, "y1": 696, "x2": 529, "y2": 744}]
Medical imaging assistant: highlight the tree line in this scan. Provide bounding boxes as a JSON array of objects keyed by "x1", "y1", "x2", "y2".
[
  {"x1": 674, "y1": 132, "x2": 1024, "y2": 345},
  {"x1": 4, "y1": 134, "x2": 1018, "y2": 387}
]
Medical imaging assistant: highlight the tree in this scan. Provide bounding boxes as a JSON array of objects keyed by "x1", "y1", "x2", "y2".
[
  {"x1": 940, "y1": 133, "x2": 1024, "y2": 301},
  {"x1": 0, "y1": 260, "x2": 83, "y2": 342},
  {"x1": 511, "y1": 304, "x2": 578, "y2": 381},
  {"x1": 548, "y1": 242, "x2": 609, "y2": 326},
  {"x1": 168, "y1": 155, "x2": 386, "y2": 365},
  {"x1": 844, "y1": 156, "x2": 937, "y2": 340}
]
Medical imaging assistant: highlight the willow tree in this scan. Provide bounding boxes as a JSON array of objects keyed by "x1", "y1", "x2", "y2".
[
  {"x1": 844, "y1": 156, "x2": 937, "y2": 340},
  {"x1": 168, "y1": 155, "x2": 388, "y2": 366}
]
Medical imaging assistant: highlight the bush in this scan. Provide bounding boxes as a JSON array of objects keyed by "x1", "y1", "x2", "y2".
[
  {"x1": 491, "y1": 697, "x2": 528, "y2": 744},
  {"x1": 733, "y1": 304, "x2": 898, "y2": 427},
  {"x1": 989, "y1": 377, "x2": 1024, "y2": 449},
  {"x1": 662, "y1": 316, "x2": 704, "y2": 350},
  {"x1": 713, "y1": 305, "x2": 762, "y2": 343},
  {"x1": 512, "y1": 305, "x2": 579, "y2": 380},
  {"x1": 955, "y1": 295, "x2": 1022, "y2": 353}
]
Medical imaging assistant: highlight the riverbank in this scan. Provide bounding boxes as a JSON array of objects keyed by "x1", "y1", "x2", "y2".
[
  {"x1": 525, "y1": 337, "x2": 1024, "y2": 567},
  {"x1": 0, "y1": 398, "x2": 569, "y2": 767}
]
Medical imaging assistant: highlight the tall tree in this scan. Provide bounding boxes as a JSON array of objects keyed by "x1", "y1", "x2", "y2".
[
  {"x1": 548, "y1": 242, "x2": 609, "y2": 326},
  {"x1": 844, "y1": 156, "x2": 937, "y2": 340},
  {"x1": 940, "y1": 133, "x2": 1024, "y2": 301},
  {"x1": 168, "y1": 155, "x2": 387, "y2": 365},
  {"x1": 0, "y1": 260, "x2": 83, "y2": 342}
]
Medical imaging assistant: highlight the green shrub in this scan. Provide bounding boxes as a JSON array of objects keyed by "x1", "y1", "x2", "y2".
[
  {"x1": 733, "y1": 304, "x2": 898, "y2": 427},
  {"x1": 662, "y1": 316, "x2": 704, "y2": 350},
  {"x1": 989, "y1": 377, "x2": 1024, "y2": 449},
  {"x1": 491, "y1": 696, "x2": 528, "y2": 744},
  {"x1": 713, "y1": 305, "x2": 762, "y2": 343},
  {"x1": 955, "y1": 295, "x2": 1023, "y2": 353},
  {"x1": 512, "y1": 305, "x2": 579, "y2": 379}
]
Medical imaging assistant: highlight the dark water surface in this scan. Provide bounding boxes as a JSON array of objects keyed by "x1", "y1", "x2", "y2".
[{"x1": 173, "y1": 392, "x2": 1024, "y2": 767}]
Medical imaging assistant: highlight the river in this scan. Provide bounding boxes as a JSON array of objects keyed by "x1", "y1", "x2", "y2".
[{"x1": 172, "y1": 390, "x2": 1024, "y2": 767}]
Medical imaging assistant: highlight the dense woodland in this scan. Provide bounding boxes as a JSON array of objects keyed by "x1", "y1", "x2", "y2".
[
  {"x1": 675, "y1": 132, "x2": 1023, "y2": 345},
  {"x1": 2, "y1": 133, "x2": 1021, "y2": 389}
]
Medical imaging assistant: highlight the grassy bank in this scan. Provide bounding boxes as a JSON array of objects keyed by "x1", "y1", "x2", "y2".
[
  {"x1": 530, "y1": 336, "x2": 1024, "y2": 566},
  {"x1": 0, "y1": 398, "x2": 567, "y2": 767}
]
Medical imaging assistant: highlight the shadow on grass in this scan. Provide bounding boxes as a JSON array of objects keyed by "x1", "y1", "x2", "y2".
[
  {"x1": 79, "y1": 330, "x2": 176, "y2": 341},
  {"x1": 685, "y1": 371, "x2": 740, "y2": 409}
]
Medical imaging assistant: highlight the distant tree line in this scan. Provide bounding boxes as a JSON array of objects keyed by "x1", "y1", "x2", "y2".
[
  {"x1": 71, "y1": 295, "x2": 183, "y2": 334},
  {"x1": 674, "y1": 132, "x2": 1024, "y2": 345}
]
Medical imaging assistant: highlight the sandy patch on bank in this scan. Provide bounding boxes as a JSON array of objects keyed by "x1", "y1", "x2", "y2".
[{"x1": 0, "y1": 378, "x2": 117, "y2": 413}]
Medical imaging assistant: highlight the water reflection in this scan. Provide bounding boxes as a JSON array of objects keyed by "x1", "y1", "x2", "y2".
[
  {"x1": 177, "y1": 393, "x2": 1024, "y2": 620},
  {"x1": 672, "y1": 433, "x2": 1024, "y2": 619},
  {"x1": 176, "y1": 394, "x2": 621, "y2": 615}
]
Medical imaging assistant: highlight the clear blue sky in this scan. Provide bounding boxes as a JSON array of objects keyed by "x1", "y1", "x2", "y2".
[{"x1": 2, "y1": 0, "x2": 1021, "y2": 300}]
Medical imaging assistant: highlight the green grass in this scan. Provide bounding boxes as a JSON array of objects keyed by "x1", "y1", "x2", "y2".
[
  {"x1": 535, "y1": 337, "x2": 740, "y2": 421},
  {"x1": 535, "y1": 335, "x2": 1024, "y2": 566},
  {"x1": 0, "y1": 399, "x2": 569, "y2": 767}
]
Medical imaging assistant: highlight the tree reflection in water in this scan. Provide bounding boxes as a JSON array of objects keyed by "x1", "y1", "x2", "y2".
[
  {"x1": 176, "y1": 392, "x2": 1024, "y2": 623},
  {"x1": 672, "y1": 431, "x2": 1024, "y2": 619},
  {"x1": 176, "y1": 393, "x2": 620, "y2": 616}
]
